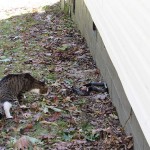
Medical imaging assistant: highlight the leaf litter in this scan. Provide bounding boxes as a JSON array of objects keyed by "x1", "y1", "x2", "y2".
[{"x1": 0, "y1": 2, "x2": 133, "y2": 150}]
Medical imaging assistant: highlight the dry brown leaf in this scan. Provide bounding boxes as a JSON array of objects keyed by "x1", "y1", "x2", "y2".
[
  {"x1": 47, "y1": 112, "x2": 61, "y2": 122},
  {"x1": 40, "y1": 120, "x2": 58, "y2": 126},
  {"x1": 14, "y1": 136, "x2": 32, "y2": 150},
  {"x1": 23, "y1": 112, "x2": 32, "y2": 118},
  {"x1": 73, "y1": 140, "x2": 87, "y2": 145},
  {"x1": 127, "y1": 140, "x2": 133, "y2": 149},
  {"x1": 69, "y1": 106, "x2": 77, "y2": 112},
  {"x1": 25, "y1": 124, "x2": 33, "y2": 130},
  {"x1": 31, "y1": 102, "x2": 39, "y2": 110},
  {"x1": 63, "y1": 96, "x2": 71, "y2": 103}
]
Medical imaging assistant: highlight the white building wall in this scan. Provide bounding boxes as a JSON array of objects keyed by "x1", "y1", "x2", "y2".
[{"x1": 84, "y1": 0, "x2": 150, "y2": 147}]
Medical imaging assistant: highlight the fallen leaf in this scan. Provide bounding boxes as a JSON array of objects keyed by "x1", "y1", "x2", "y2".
[
  {"x1": 31, "y1": 102, "x2": 38, "y2": 109},
  {"x1": 27, "y1": 136, "x2": 43, "y2": 145},
  {"x1": 14, "y1": 136, "x2": 31, "y2": 149},
  {"x1": 40, "y1": 134, "x2": 55, "y2": 141},
  {"x1": 47, "y1": 112, "x2": 61, "y2": 122},
  {"x1": 43, "y1": 106, "x2": 49, "y2": 113},
  {"x1": 94, "y1": 93, "x2": 108, "y2": 100},
  {"x1": 0, "y1": 147, "x2": 5, "y2": 150},
  {"x1": 23, "y1": 112, "x2": 32, "y2": 118},
  {"x1": 68, "y1": 106, "x2": 77, "y2": 112},
  {"x1": 58, "y1": 44, "x2": 69, "y2": 51},
  {"x1": 0, "y1": 58, "x2": 11, "y2": 62},
  {"x1": 73, "y1": 140, "x2": 87, "y2": 144},
  {"x1": 127, "y1": 140, "x2": 133, "y2": 149},
  {"x1": 40, "y1": 121, "x2": 58, "y2": 126},
  {"x1": 25, "y1": 124, "x2": 33, "y2": 130},
  {"x1": 53, "y1": 142, "x2": 72, "y2": 150},
  {"x1": 51, "y1": 80, "x2": 61, "y2": 87},
  {"x1": 48, "y1": 106, "x2": 62, "y2": 112},
  {"x1": 55, "y1": 66, "x2": 63, "y2": 72},
  {"x1": 33, "y1": 112, "x2": 42, "y2": 121},
  {"x1": 63, "y1": 96, "x2": 71, "y2": 102},
  {"x1": 109, "y1": 114, "x2": 118, "y2": 120}
]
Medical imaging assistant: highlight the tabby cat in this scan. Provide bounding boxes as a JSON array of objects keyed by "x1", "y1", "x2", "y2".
[{"x1": 0, "y1": 73, "x2": 48, "y2": 119}]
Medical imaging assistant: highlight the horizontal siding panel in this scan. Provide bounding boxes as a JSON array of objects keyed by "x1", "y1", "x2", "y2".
[{"x1": 84, "y1": 0, "x2": 150, "y2": 145}]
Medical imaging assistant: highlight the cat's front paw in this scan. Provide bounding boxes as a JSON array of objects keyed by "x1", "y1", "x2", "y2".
[{"x1": 6, "y1": 115, "x2": 13, "y2": 119}]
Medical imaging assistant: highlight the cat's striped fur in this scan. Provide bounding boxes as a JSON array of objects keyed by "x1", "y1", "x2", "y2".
[{"x1": 0, "y1": 73, "x2": 48, "y2": 119}]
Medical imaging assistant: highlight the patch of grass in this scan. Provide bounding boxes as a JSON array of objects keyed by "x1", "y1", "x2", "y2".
[
  {"x1": 42, "y1": 3, "x2": 60, "y2": 14},
  {"x1": 46, "y1": 73, "x2": 56, "y2": 81},
  {"x1": 74, "y1": 99, "x2": 86, "y2": 106},
  {"x1": 0, "y1": 66, "x2": 5, "y2": 78},
  {"x1": 42, "y1": 5, "x2": 52, "y2": 12},
  {"x1": 81, "y1": 122, "x2": 93, "y2": 132},
  {"x1": 57, "y1": 119, "x2": 68, "y2": 129},
  {"x1": 32, "y1": 122, "x2": 49, "y2": 137},
  {"x1": 64, "y1": 2, "x2": 70, "y2": 16},
  {"x1": 0, "y1": 20, "x2": 13, "y2": 35}
]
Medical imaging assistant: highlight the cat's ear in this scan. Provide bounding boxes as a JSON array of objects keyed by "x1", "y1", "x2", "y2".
[
  {"x1": 24, "y1": 73, "x2": 33, "y2": 79},
  {"x1": 24, "y1": 73, "x2": 31, "y2": 76}
]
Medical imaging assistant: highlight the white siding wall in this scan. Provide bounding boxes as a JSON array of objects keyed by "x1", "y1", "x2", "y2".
[{"x1": 84, "y1": 0, "x2": 150, "y2": 146}]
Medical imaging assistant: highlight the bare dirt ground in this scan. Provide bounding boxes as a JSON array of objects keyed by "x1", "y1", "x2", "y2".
[{"x1": 0, "y1": 1, "x2": 133, "y2": 149}]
